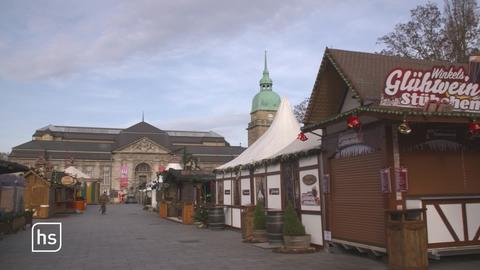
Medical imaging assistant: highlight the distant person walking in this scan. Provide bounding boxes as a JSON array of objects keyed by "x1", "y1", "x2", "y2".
[{"x1": 99, "y1": 191, "x2": 109, "y2": 215}]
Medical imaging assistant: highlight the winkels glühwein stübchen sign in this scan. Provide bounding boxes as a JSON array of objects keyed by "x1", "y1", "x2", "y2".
[{"x1": 380, "y1": 66, "x2": 480, "y2": 112}]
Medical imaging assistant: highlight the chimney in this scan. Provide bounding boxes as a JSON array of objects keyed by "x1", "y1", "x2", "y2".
[{"x1": 469, "y1": 55, "x2": 480, "y2": 83}]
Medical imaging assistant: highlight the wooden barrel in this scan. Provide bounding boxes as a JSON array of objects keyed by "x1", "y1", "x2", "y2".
[
  {"x1": 208, "y1": 207, "x2": 225, "y2": 230},
  {"x1": 267, "y1": 210, "x2": 284, "y2": 244}
]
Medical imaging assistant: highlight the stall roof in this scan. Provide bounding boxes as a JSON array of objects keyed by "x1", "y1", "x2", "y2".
[
  {"x1": 0, "y1": 174, "x2": 25, "y2": 186},
  {"x1": 0, "y1": 160, "x2": 29, "y2": 175},
  {"x1": 216, "y1": 97, "x2": 300, "y2": 170},
  {"x1": 65, "y1": 166, "x2": 91, "y2": 180}
]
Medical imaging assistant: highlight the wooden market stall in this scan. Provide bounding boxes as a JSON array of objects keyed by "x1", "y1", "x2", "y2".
[
  {"x1": 301, "y1": 48, "x2": 480, "y2": 258},
  {"x1": 24, "y1": 170, "x2": 80, "y2": 218},
  {"x1": 65, "y1": 166, "x2": 100, "y2": 205},
  {"x1": 159, "y1": 169, "x2": 214, "y2": 225}
]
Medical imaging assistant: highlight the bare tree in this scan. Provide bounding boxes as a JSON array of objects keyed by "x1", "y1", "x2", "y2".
[
  {"x1": 0, "y1": 152, "x2": 9, "y2": 161},
  {"x1": 378, "y1": 0, "x2": 479, "y2": 62},
  {"x1": 444, "y1": 0, "x2": 480, "y2": 62},
  {"x1": 294, "y1": 98, "x2": 309, "y2": 123}
]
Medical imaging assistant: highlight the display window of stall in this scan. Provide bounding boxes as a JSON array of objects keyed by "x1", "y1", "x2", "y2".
[
  {"x1": 233, "y1": 175, "x2": 241, "y2": 206},
  {"x1": 255, "y1": 176, "x2": 267, "y2": 207},
  {"x1": 217, "y1": 181, "x2": 224, "y2": 205}
]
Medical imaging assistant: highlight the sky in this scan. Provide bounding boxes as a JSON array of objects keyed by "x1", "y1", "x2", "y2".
[{"x1": 0, "y1": 0, "x2": 444, "y2": 153}]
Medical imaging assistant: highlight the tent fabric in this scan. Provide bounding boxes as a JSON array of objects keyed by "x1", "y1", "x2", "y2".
[
  {"x1": 271, "y1": 130, "x2": 322, "y2": 158},
  {"x1": 65, "y1": 166, "x2": 90, "y2": 180},
  {"x1": 217, "y1": 97, "x2": 300, "y2": 170}
]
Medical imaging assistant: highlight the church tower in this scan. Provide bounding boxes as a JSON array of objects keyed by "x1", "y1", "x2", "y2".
[{"x1": 247, "y1": 51, "x2": 281, "y2": 146}]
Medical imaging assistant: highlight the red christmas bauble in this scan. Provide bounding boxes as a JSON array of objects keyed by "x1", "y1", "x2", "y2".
[
  {"x1": 347, "y1": 115, "x2": 361, "y2": 129},
  {"x1": 297, "y1": 132, "x2": 308, "y2": 141},
  {"x1": 468, "y1": 122, "x2": 480, "y2": 135}
]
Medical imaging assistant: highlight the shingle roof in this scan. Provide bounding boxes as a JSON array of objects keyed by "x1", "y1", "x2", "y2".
[
  {"x1": 304, "y1": 48, "x2": 470, "y2": 124},
  {"x1": 327, "y1": 48, "x2": 467, "y2": 101},
  {"x1": 12, "y1": 122, "x2": 244, "y2": 163}
]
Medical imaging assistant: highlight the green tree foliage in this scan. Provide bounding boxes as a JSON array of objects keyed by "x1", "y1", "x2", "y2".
[
  {"x1": 253, "y1": 201, "x2": 266, "y2": 230},
  {"x1": 378, "y1": 0, "x2": 479, "y2": 62},
  {"x1": 283, "y1": 202, "x2": 305, "y2": 236}
]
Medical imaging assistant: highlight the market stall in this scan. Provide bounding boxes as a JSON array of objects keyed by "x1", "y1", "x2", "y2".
[
  {"x1": 214, "y1": 98, "x2": 325, "y2": 246},
  {"x1": 301, "y1": 48, "x2": 480, "y2": 257}
]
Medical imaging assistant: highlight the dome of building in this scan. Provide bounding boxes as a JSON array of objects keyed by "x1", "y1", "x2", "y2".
[{"x1": 251, "y1": 90, "x2": 281, "y2": 112}]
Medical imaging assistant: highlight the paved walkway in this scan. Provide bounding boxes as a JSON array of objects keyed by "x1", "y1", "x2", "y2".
[{"x1": 0, "y1": 204, "x2": 479, "y2": 270}]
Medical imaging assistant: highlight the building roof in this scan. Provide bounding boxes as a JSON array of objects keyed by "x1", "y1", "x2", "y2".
[
  {"x1": 0, "y1": 160, "x2": 29, "y2": 174},
  {"x1": 304, "y1": 48, "x2": 472, "y2": 124},
  {"x1": 114, "y1": 122, "x2": 172, "y2": 150},
  {"x1": 10, "y1": 121, "x2": 245, "y2": 163}
]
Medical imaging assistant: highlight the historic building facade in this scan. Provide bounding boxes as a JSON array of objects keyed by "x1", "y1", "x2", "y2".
[
  {"x1": 247, "y1": 52, "x2": 281, "y2": 146},
  {"x1": 9, "y1": 121, "x2": 244, "y2": 195}
]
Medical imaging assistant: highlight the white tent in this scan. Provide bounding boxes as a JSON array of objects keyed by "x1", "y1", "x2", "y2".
[
  {"x1": 65, "y1": 166, "x2": 90, "y2": 180},
  {"x1": 270, "y1": 129, "x2": 322, "y2": 158},
  {"x1": 217, "y1": 97, "x2": 300, "y2": 170}
]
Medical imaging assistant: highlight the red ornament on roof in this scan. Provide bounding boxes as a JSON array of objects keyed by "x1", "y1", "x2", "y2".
[
  {"x1": 468, "y1": 122, "x2": 480, "y2": 135},
  {"x1": 297, "y1": 132, "x2": 308, "y2": 141},
  {"x1": 347, "y1": 115, "x2": 361, "y2": 129}
]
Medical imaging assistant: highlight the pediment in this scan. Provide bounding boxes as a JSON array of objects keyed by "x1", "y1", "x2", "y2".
[{"x1": 115, "y1": 137, "x2": 170, "y2": 154}]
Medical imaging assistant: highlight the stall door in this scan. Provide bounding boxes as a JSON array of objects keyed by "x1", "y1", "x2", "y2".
[
  {"x1": 281, "y1": 160, "x2": 300, "y2": 210},
  {"x1": 330, "y1": 152, "x2": 386, "y2": 247}
]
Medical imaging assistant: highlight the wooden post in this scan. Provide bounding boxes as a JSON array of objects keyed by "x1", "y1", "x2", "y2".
[
  {"x1": 182, "y1": 202, "x2": 194, "y2": 225},
  {"x1": 386, "y1": 209, "x2": 428, "y2": 270},
  {"x1": 159, "y1": 201, "x2": 167, "y2": 218}
]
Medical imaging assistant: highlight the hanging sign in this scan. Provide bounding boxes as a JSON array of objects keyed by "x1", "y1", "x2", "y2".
[
  {"x1": 302, "y1": 174, "x2": 317, "y2": 185},
  {"x1": 301, "y1": 192, "x2": 316, "y2": 206},
  {"x1": 322, "y1": 174, "x2": 330, "y2": 194},
  {"x1": 61, "y1": 175, "x2": 75, "y2": 185},
  {"x1": 269, "y1": 188, "x2": 280, "y2": 195},
  {"x1": 395, "y1": 167, "x2": 408, "y2": 192},
  {"x1": 380, "y1": 168, "x2": 391, "y2": 193},
  {"x1": 380, "y1": 66, "x2": 480, "y2": 112},
  {"x1": 120, "y1": 165, "x2": 128, "y2": 188}
]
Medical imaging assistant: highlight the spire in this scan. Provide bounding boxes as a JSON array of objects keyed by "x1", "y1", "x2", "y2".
[
  {"x1": 263, "y1": 50, "x2": 268, "y2": 74},
  {"x1": 259, "y1": 50, "x2": 273, "y2": 91},
  {"x1": 142, "y1": 111, "x2": 144, "y2": 122}
]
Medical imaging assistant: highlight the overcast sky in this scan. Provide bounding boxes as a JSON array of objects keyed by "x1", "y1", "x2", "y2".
[{"x1": 0, "y1": 0, "x2": 443, "y2": 152}]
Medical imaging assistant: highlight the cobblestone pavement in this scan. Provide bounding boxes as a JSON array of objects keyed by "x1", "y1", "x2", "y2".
[{"x1": 0, "y1": 204, "x2": 479, "y2": 270}]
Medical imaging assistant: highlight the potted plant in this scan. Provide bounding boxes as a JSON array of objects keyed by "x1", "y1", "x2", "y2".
[
  {"x1": 252, "y1": 201, "x2": 268, "y2": 242},
  {"x1": 283, "y1": 202, "x2": 310, "y2": 250},
  {"x1": 12, "y1": 211, "x2": 26, "y2": 232},
  {"x1": 193, "y1": 206, "x2": 208, "y2": 228},
  {"x1": 0, "y1": 212, "x2": 14, "y2": 235},
  {"x1": 24, "y1": 210, "x2": 33, "y2": 229},
  {"x1": 0, "y1": 212, "x2": 14, "y2": 234}
]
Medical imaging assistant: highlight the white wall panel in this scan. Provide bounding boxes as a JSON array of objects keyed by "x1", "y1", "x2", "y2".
[
  {"x1": 302, "y1": 214, "x2": 323, "y2": 246},
  {"x1": 426, "y1": 204, "x2": 455, "y2": 243},
  {"x1": 224, "y1": 180, "x2": 232, "y2": 205},
  {"x1": 466, "y1": 203, "x2": 480, "y2": 241},
  {"x1": 241, "y1": 178, "x2": 251, "y2": 206},
  {"x1": 232, "y1": 208, "x2": 241, "y2": 228},
  {"x1": 267, "y1": 174, "x2": 282, "y2": 209}
]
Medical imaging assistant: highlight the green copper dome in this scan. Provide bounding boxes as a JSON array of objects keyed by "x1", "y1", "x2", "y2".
[{"x1": 251, "y1": 51, "x2": 281, "y2": 113}]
